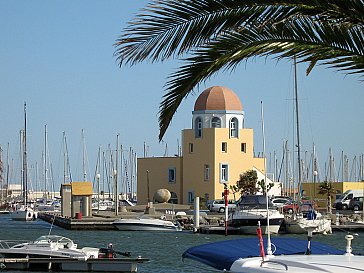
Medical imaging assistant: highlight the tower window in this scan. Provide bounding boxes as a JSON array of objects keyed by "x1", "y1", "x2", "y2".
[
  {"x1": 168, "y1": 168, "x2": 176, "y2": 183},
  {"x1": 222, "y1": 142, "x2": 227, "y2": 152},
  {"x1": 195, "y1": 117, "x2": 202, "y2": 138},
  {"x1": 188, "y1": 191, "x2": 195, "y2": 204},
  {"x1": 211, "y1": 117, "x2": 221, "y2": 128},
  {"x1": 204, "y1": 164, "x2": 210, "y2": 181},
  {"x1": 230, "y1": 118, "x2": 238, "y2": 138},
  {"x1": 241, "y1": 143, "x2": 246, "y2": 153},
  {"x1": 189, "y1": 143, "x2": 194, "y2": 153},
  {"x1": 220, "y1": 163, "x2": 229, "y2": 183}
]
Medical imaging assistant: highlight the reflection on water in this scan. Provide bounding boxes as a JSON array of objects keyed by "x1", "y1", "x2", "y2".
[{"x1": 0, "y1": 214, "x2": 364, "y2": 273}]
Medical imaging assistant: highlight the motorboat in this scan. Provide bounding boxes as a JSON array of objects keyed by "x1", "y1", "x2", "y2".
[
  {"x1": 229, "y1": 195, "x2": 284, "y2": 234},
  {"x1": 113, "y1": 217, "x2": 182, "y2": 232},
  {"x1": 0, "y1": 235, "x2": 149, "y2": 272},
  {"x1": 92, "y1": 200, "x2": 115, "y2": 211},
  {"x1": 182, "y1": 235, "x2": 364, "y2": 272},
  {"x1": 10, "y1": 205, "x2": 37, "y2": 221},
  {"x1": 0, "y1": 235, "x2": 98, "y2": 260}
]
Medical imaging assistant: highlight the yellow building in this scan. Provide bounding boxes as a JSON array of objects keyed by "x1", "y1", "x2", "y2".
[
  {"x1": 302, "y1": 181, "x2": 364, "y2": 207},
  {"x1": 137, "y1": 86, "x2": 267, "y2": 205}
]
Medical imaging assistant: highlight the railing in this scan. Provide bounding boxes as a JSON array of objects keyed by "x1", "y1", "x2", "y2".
[{"x1": 0, "y1": 240, "x2": 29, "y2": 250}]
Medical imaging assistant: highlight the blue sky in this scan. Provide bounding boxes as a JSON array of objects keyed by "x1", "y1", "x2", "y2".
[{"x1": 0, "y1": 1, "x2": 363, "y2": 190}]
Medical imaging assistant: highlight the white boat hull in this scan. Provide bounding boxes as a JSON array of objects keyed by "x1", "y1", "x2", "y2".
[
  {"x1": 285, "y1": 216, "x2": 332, "y2": 234},
  {"x1": 230, "y1": 254, "x2": 364, "y2": 273},
  {"x1": 10, "y1": 207, "x2": 37, "y2": 221},
  {"x1": 230, "y1": 209, "x2": 284, "y2": 234},
  {"x1": 113, "y1": 218, "x2": 181, "y2": 232}
]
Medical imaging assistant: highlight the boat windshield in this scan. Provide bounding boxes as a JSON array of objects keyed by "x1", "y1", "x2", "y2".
[
  {"x1": 34, "y1": 235, "x2": 73, "y2": 245},
  {"x1": 237, "y1": 195, "x2": 273, "y2": 209}
]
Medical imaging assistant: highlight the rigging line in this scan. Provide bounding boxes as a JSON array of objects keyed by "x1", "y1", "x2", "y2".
[
  {"x1": 48, "y1": 214, "x2": 56, "y2": 237},
  {"x1": 277, "y1": 145, "x2": 285, "y2": 183}
]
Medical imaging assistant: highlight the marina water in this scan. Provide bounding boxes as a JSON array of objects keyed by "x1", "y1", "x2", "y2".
[{"x1": 1, "y1": 214, "x2": 364, "y2": 273}]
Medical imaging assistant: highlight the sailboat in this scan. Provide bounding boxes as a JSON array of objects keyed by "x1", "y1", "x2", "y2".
[
  {"x1": 10, "y1": 103, "x2": 37, "y2": 221},
  {"x1": 284, "y1": 58, "x2": 331, "y2": 235}
]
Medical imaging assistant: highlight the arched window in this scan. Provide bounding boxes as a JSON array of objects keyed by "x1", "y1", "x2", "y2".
[
  {"x1": 211, "y1": 117, "x2": 221, "y2": 128},
  {"x1": 169, "y1": 192, "x2": 178, "y2": 204},
  {"x1": 230, "y1": 117, "x2": 238, "y2": 138},
  {"x1": 195, "y1": 117, "x2": 202, "y2": 138}
]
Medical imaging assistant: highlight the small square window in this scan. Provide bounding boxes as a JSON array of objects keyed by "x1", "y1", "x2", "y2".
[
  {"x1": 241, "y1": 143, "x2": 246, "y2": 153},
  {"x1": 189, "y1": 143, "x2": 194, "y2": 153},
  {"x1": 222, "y1": 142, "x2": 227, "y2": 152}
]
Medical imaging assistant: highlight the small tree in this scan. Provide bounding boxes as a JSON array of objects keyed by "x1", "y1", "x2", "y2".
[
  {"x1": 257, "y1": 179, "x2": 274, "y2": 195},
  {"x1": 236, "y1": 170, "x2": 259, "y2": 195},
  {"x1": 318, "y1": 181, "x2": 335, "y2": 214},
  {"x1": 229, "y1": 184, "x2": 239, "y2": 202}
]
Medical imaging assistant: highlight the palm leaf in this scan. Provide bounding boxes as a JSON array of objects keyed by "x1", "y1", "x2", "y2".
[
  {"x1": 114, "y1": 0, "x2": 364, "y2": 140},
  {"x1": 158, "y1": 17, "x2": 364, "y2": 139},
  {"x1": 115, "y1": 0, "x2": 364, "y2": 65}
]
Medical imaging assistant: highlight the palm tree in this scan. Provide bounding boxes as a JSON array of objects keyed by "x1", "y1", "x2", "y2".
[
  {"x1": 318, "y1": 181, "x2": 335, "y2": 214},
  {"x1": 115, "y1": 0, "x2": 364, "y2": 140}
]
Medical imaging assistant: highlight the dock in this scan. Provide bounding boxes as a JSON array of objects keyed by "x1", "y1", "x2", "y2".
[
  {"x1": 38, "y1": 209, "x2": 364, "y2": 234},
  {"x1": 38, "y1": 213, "x2": 118, "y2": 230},
  {"x1": 0, "y1": 257, "x2": 149, "y2": 272}
]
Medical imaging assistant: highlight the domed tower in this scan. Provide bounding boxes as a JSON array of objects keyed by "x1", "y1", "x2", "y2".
[{"x1": 192, "y1": 86, "x2": 244, "y2": 138}]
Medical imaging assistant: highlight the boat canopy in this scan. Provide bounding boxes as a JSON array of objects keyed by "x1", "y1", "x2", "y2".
[
  {"x1": 34, "y1": 235, "x2": 73, "y2": 244},
  {"x1": 182, "y1": 237, "x2": 345, "y2": 271}
]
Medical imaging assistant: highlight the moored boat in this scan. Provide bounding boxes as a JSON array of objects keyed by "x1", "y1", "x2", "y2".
[
  {"x1": 229, "y1": 195, "x2": 284, "y2": 234},
  {"x1": 284, "y1": 213, "x2": 332, "y2": 234},
  {"x1": 182, "y1": 235, "x2": 363, "y2": 272},
  {"x1": 0, "y1": 235, "x2": 149, "y2": 272},
  {"x1": 113, "y1": 217, "x2": 182, "y2": 232},
  {"x1": 10, "y1": 205, "x2": 37, "y2": 221}
]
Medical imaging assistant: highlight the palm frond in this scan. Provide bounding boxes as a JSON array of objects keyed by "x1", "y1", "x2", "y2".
[
  {"x1": 115, "y1": 0, "x2": 364, "y2": 140},
  {"x1": 115, "y1": 0, "x2": 364, "y2": 66},
  {"x1": 158, "y1": 17, "x2": 364, "y2": 140}
]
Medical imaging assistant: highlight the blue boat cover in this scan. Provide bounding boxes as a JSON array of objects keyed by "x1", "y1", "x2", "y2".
[{"x1": 182, "y1": 237, "x2": 345, "y2": 271}]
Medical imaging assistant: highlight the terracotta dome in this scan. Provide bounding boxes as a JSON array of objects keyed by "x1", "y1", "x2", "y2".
[{"x1": 194, "y1": 86, "x2": 243, "y2": 111}]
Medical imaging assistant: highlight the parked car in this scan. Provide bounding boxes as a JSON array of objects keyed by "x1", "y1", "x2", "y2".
[
  {"x1": 282, "y1": 200, "x2": 315, "y2": 214},
  {"x1": 334, "y1": 190, "x2": 363, "y2": 210},
  {"x1": 208, "y1": 199, "x2": 236, "y2": 213},
  {"x1": 271, "y1": 196, "x2": 291, "y2": 208},
  {"x1": 349, "y1": 196, "x2": 363, "y2": 211}
]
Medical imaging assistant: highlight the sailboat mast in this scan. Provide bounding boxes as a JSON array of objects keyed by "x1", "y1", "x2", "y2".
[
  {"x1": 44, "y1": 124, "x2": 48, "y2": 198},
  {"x1": 23, "y1": 103, "x2": 28, "y2": 205},
  {"x1": 0, "y1": 145, "x2": 3, "y2": 202},
  {"x1": 115, "y1": 134, "x2": 119, "y2": 216},
  {"x1": 6, "y1": 143, "x2": 9, "y2": 199},
  {"x1": 82, "y1": 129, "x2": 87, "y2": 181},
  {"x1": 294, "y1": 58, "x2": 302, "y2": 197}
]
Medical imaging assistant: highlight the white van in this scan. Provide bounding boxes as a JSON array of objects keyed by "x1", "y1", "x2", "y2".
[{"x1": 334, "y1": 190, "x2": 364, "y2": 210}]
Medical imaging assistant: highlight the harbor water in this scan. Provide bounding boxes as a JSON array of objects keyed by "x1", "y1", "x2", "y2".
[{"x1": 1, "y1": 214, "x2": 364, "y2": 273}]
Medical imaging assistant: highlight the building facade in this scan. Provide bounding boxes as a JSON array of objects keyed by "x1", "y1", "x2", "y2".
[{"x1": 137, "y1": 86, "x2": 269, "y2": 205}]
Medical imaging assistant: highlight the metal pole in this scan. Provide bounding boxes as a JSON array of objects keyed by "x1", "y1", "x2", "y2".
[
  {"x1": 146, "y1": 170, "x2": 150, "y2": 204},
  {"x1": 115, "y1": 134, "x2": 119, "y2": 216},
  {"x1": 261, "y1": 101, "x2": 272, "y2": 256}
]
